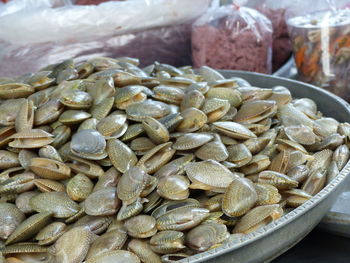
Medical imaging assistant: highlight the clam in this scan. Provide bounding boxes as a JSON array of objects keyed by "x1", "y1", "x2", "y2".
[
  {"x1": 50, "y1": 226, "x2": 91, "y2": 263},
  {"x1": 96, "y1": 114, "x2": 127, "y2": 137},
  {"x1": 9, "y1": 129, "x2": 54, "y2": 149},
  {"x1": 107, "y1": 138, "x2": 138, "y2": 173},
  {"x1": 117, "y1": 167, "x2": 149, "y2": 205},
  {"x1": 29, "y1": 192, "x2": 80, "y2": 218},
  {"x1": 128, "y1": 239, "x2": 162, "y2": 263},
  {"x1": 5, "y1": 212, "x2": 52, "y2": 245},
  {"x1": 15, "y1": 191, "x2": 38, "y2": 214},
  {"x1": 15, "y1": 99, "x2": 35, "y2": 132},
  {"x1": 176, "y1": 108, "x2": 207, "y2": 132},
  {"x1": 86, "y1": 250, "x2": 140, "y2": 263},
  {"x1": 124, "y1": 215, "x2": 157, "y2": 238},
  {"x1": 35, "y1": 222, "x2": 66, "y2": 245},
  {"x1": 35, "y1": 99, "x2": 64, "y2": 126},
  {"x1": 0, "y1": 203, "x2": 25, "y2": 240},
  {"x1": 180, "y1": 89, "x2": 205, "y2": 111},
  {"x1": 149, "y1": 231, "x2": 185, "y2": 254},
  {"x1": 201, "y1": 98, "x2": 230, "y2": 123},
  {"x1": 29, "y1": 157, "x2": 71, "y2": 180},
  {"x1": 73, "y1": 215, "x2": 112, "y2": 235},
  {"x1": 0, "y1": 83, "x2": 35, "y2": 99},
  {"x1": 137, "y1": 142, "x2": 175, "y2": 174},
  {"x1": 172, "y1": 133, "x2": 213, "y2": 150},
  {"x1": 157, "y1": 175, "x2": 190, "y2": 200},
  {"x1": 38, "y1": 145, "x2": 62, "y2": 162},
  {"x1": 142, "y1": 117, "x2": 170, "y2": 144},
  {"x1": 213, "y1": 121, "x2": 257, "y2": 140},
  {"x1": 186, "y1": 223, "x2": 229, "y2": 252},
  {"x1": 233, "y1": 204, "x2": 283, "y2": 234},
  {"x1": 58, "y1": 110, "x2": 91, "y2": 125},
  {"x1": 233, "y1": 100, "x2": 277, "y2": 124},
  {"x1": 67, "y1": 173, "x2": 94, "y2": 201},
  {"x1": 226, "y1": 144, "x2": 252, "y2": 167},
  {"x1": 85, "y1": 228, "x2": 127, "y2": 260},
  {"x1": 195, "y1": 134, "x2": 229, "y2": 162},
  {"x1": 60, "y1": 90, "x2": 92, "y2": 109},
  {"x1": 126, "y1": 100, "x2": 170, "y2": 121},
  {"x1": 185, "y1": 160, "x2": 239, "y2": 192},
  {"x1": 0, "y1": 150, "x2": 19, "y2": 169},
  {"x1": 71, "y1": 129, "x2": 107, "y2": 160},
  {"x1": 84, "y1": 187, "x2": 121, "y2": 216}
]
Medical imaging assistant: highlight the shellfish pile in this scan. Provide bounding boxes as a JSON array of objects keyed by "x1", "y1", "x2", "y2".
[{"x1": 0, "y1": 57, "x2": 349, "y2": 263}]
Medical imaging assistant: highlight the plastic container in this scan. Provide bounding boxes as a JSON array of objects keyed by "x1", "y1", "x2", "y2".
[
  {"x1": 191, "y1": 4, "x2": 273, "y2": 74},
  {"x1": 287, "y1": 3, "x2": 350, "y2": 101}
]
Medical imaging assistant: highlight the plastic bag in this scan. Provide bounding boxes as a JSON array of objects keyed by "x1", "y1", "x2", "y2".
[
  {"x1": 0, "y1": 0, "x2": 212, "y2": 77},
  {"x1": 73, "y1": 0, "x2": 123, "y2": 5},
  {"x1": 191, "y1": 4, "x2": 273, "y2": 74},
  {"x1": 245, "y1": 0, "x2": 293, "y2": 71},
  {"x1": 286, "y1": 0, "x2": 350, "y2": 101}
]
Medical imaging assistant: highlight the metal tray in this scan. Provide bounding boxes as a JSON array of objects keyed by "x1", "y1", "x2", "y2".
[
  {"x1": 178, "y1": 71, "x2": 350, "y2": 263},
  {"x1": 319, "y1": 190, "x2": 350, "y2": 238}
]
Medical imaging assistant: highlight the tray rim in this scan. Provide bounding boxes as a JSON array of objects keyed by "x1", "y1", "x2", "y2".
[{"x1": 177, "y1": 70, "x2": 350, "y2": 263}]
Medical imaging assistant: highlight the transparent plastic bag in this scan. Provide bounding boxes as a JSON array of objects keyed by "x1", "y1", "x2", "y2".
[
  {"x1": 286, "y1": 0, "x2": 350, "y2": 101},
  {"x1": 73, "y1": 0, "x2": 124, "y2": 5},
  {"x1": 0, "y1": 0, "x2": 212, "y2": 77},
  {"x1": 191, "y1": 4, "x2": 273, "y2": 74},
  {"x1": 246, "y1": 0, "x2": 293, "y2": 71}
]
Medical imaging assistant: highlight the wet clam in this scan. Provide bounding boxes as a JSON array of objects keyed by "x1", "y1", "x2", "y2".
[
  {"x1": 117, "y1": 167, "x2": 149, "y2": 205},
  {"x1": 84, "y1": 187, "x2": 120, "y2": 216},
  {"x1": 85, "y1": 228, "x2": 127, "y2": 260},
  {"x1": 66, "y1": 173, "x2": 94, "y2": 201},
  {"x1": 0, "y1": 150, "x2": 19, "y2": 169},
  {"x1": 185, "y1": 160, "x2": 238, "y2": 192},
  {"x1": 29, "y1": 192, "x2": 80, "y2": 218},
  {"x1": 15, "y1": 191, "x2": 38, "y2": 214},
  {"x1": 233, "y1": 100, "x2": 277, "y2": 124},
  {"x1": 50, "y1": 226, "x2": 91, "y2": 263},
  {"x1": 0, "y1": 57, "x2": 348, "y2": 262},
  {"x1": 233, "y1": 204, "x2": 283, "y2": 234},
  {"x1": 86, "y1": 250, "x2": 140, "y2": 263},
  {"x1": 0, "y1": 203, "x2": 25, "y2": 240},
  {"x1": 5, "y1": 212, "x2": 52, "y2": 245},
  {"x1": 126, "y1": 100, "x2": 170, "y2": 121},
  {"x1": 124, "y1": 215, "x2": 157, "y2": 238},
  {"x1": 222, "y1": 178, "x2": 257, "y2": 217},
  {"x1": 35, "y1": 222, "x2": 66, "y2": 245},
  {"x1": 29, "y1": 157, "x2": 71, "y2": 180},
  {"x1": 70, "y1": 129, "x2": 107, "y2": 160},
  {"x1": 186, "y1": 223, "x2": 229, "y2": 252},
  {"x1": 9, "y1": 129, "x2": 54, "y2": 149},
  {"x1": 149, "y1": 230, "x2": 185, "y2": 254},
  {"x1": 60, "y1": 90, "x2": 92, "y2": 109},
  {"x1": 128, "y1": 239, "x2": 162, "y2": 263}
]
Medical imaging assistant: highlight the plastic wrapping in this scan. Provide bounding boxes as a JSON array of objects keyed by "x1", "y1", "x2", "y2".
[
  {"x1": 73, "y1": 0, "x2": 124, "y2": 5},
  {"x1": 191, "y1": 4, "x2": 273, "y2": 74},
  {"x1": 287, "y1": 0, "x2": 350, "y2": 101},
  {"x1": 0, "y1": 0, "x2": 212, "y2": 77},
  {"x1": 246, "y1": 0, "x2": 292, "y2": 71}
]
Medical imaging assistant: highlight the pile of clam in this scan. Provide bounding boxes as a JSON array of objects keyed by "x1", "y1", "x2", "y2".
[{"x1": 0, "y1": 57, "x2": 349, "y2": 263}]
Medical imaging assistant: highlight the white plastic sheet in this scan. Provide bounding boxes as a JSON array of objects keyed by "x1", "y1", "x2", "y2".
[{"x1": 0, "y1": 0, "x2": 212, "y2": 77}]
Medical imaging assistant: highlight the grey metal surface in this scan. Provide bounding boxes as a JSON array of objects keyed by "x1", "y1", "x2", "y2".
[
  {"x1": 177, "y1": 71, "x2": 350, "y2": 263},
  {"x1": 273, "y1": 57, "x2": 297, "y2": 79},
  {"x1": 319, "y1": 190, "x2": 350, "y2": 238}
]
